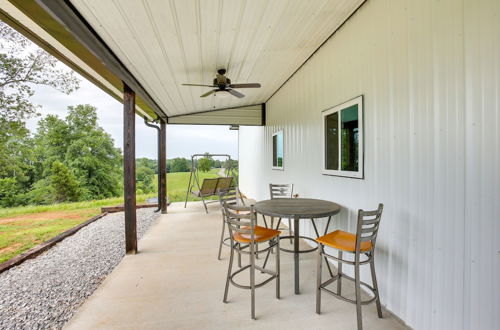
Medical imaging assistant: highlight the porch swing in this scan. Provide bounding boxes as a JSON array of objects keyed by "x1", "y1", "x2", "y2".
[{"x1": 184, "y1": 154, "x2": 237, "y2": 213}]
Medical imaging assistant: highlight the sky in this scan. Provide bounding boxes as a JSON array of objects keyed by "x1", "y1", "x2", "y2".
[{"x1": 27, "y1": 75, "x2": 239, "y2": 160}]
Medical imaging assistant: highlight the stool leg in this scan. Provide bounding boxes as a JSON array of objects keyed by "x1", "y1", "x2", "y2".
[
  {"x1": 337, "y1": 251, "x2": 343, "y2": 295},
  {"x1": 370, "y1": 257, "x2": 383, "y2": 318},
  {"x1": 276, "y1": 238, "x2": 280, "y2": 299},
  {"x1": 250, "y1": 241, "x2": 256, "y2": 319},
  {"x1": 217, "y1": 216, "x2": 226, "y2": 260},
  {"x1": 271, "y1": 217, "x2": 275, "y2": 249},
  {"x1": 288, "y1": 218, "x2": 293, "y2": 244},
  {"x1": 237, "y1": 243, "x2": 242, "y2": 268},
  {"x1": 316, "y1": 244, "x2": 323, "y2": 314},
  {"x1": 355, "y1": 255, "x2": 363, "y2": 330},
  {"x1": 223, "y1": 243, "x2": 235, "y2": 303}
]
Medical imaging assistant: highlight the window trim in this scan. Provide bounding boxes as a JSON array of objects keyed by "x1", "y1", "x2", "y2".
[
  {"x1": 322, "y1": 95, "x2": 364, "y2": 179},
  {"x1": 272, "y1": 130, "x2": 284, "y2": 170}
]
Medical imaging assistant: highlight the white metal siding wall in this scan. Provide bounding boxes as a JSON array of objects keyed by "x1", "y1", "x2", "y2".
[{"x1": 239, "y1": 0, "x2": 500, "y2": 329}]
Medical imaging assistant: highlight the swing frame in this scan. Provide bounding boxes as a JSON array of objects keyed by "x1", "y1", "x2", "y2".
[{"x1": 184, "y1": 154, "x2": 237, "y2": 213}]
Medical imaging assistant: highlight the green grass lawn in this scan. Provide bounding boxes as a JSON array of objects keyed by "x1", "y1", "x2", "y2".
[
  {"x1": 0, "y1": 169, "x2": 231, "y2": 263},
  {"x1": 0, "y1": 193, "x2": 156, "y2": 263}
]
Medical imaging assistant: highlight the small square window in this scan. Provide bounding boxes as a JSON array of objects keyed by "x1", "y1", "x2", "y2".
[
  {"x1": 272, "y1": 130, "x2": 284, "y2": 170},
  {"x1": 322, "y1": 96, "x2": 363, "y2": 178}
]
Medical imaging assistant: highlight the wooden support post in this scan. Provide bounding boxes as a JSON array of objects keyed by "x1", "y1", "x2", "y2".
[
  {"x1": 159, "y1": 120, "x2": 167, "y2": 214},
  {"x1": 123, "y1": 83, "x2": 137, "y2": 254}
]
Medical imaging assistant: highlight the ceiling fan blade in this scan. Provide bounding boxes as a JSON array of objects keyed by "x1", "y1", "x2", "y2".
[
  {"x1": 200, "y1": 89, "x2": 217, "y2": 98},
  {"x1": 228, "y1": 83, "x2": 261, "y2": 88},
  {"x1": 227, "y1": 89, "x2": 245, "y2": 98},
  {"x1": 182, "y1": 83, "x2": 217, "y2": 87}
]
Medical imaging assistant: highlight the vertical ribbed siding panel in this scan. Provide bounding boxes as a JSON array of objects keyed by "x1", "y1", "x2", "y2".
[
  {"x1": 239, "y1": 0, "x2": 499, "y2": 329},
  {"x1": 464, "y1": 1, "x2": 500, "y2": 330}
]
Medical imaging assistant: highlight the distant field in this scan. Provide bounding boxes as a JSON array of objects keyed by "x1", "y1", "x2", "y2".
[{"x1": 0, "y1": 169, "x2": 231, "y2": 263}]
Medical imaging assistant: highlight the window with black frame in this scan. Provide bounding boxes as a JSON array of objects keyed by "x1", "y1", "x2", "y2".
[
  {"x1": 322, "y1": 96, "x2": 363, "y2": 178},
  {"x1": 272, "y1": 130, "x2": 284, "y2": 170}
]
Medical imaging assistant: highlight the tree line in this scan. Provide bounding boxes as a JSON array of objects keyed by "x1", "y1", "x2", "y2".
[
  {"x1": 167, "y1": 156, "x2": 238, "y2": 173},
  {"x1": 0, "y1": 104, "x2": 122, "y2": 206}
]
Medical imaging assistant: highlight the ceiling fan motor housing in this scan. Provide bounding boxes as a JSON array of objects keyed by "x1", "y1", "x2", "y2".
[{"x1": 214, "y1": 76, "x2": 230, "y2": 89}]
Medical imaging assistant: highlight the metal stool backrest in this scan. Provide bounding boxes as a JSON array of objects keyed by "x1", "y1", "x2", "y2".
[
  {"x1": 269, "y1": 184, "x2": 293, "y2": 199},
  {"x1": 222, "y1": 201, "x2": 256, "y2": 242},
  {"x1": 218, "y1": 188, "x2": 244, "y2": 207},
  {"x1": 355, "y1": 203, "x2": 384, "y2": 254}
]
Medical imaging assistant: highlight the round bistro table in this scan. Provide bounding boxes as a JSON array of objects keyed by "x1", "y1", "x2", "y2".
[{"x1": 253, "y1": 198, "x2": 341, "y2": 294}]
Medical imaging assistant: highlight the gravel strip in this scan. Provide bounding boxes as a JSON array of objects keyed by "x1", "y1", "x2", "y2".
[{"x1": 0, "y1": 208, "x2": 160, "y2": 330}]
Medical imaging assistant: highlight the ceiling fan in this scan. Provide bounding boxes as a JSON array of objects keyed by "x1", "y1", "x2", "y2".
[{"x1": 182, "y1": 69, "x2": 261, "y2": 98}]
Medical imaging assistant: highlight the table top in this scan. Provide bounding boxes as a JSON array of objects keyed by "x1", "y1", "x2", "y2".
[{"x1": 253, "y1": 198, "x2": 341, "y2": 218}]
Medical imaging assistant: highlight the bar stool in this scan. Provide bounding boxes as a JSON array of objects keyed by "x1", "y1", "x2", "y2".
[
  {"x1": 315, "y1": 204, "x2": 384, "y2": 330},
  {"x1": 217, "y1": 188, "x2": 245, "y2": 260},
  {"x1": 221, "y1": 201, "x2": 281, "y2": 320}
]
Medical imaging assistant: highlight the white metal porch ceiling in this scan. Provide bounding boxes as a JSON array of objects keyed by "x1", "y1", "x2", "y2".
[{"x1": 69, "y1": 0, "x2": 364, "y2": 118}]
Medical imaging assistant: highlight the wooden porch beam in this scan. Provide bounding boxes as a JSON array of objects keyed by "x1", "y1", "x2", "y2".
[
  {"x1": 159, "y1": 120, "x2": 167, "y2": 214},
  {"x1": 123, "y1": 83, "x2": 137, "y2": 254}
]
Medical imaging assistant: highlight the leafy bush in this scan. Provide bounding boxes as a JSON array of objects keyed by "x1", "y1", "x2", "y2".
[
  {"x1": 136, "y1": 165, "x2": 155, "y2": 193},
  {"x1": 27, "y1": 179, "x2": 54, "y2": 205}
]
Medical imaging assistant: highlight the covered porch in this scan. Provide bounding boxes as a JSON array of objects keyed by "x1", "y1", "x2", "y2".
[
  {"x1": 1, "y1": 0, "x2": 498, "y2": 329},
  {"x1": 66, "y1": 202, "x2": 406, "y2": 329}
]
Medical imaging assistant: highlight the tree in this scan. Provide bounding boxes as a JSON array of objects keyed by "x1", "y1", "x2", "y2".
[
  {"x1": 0, "y1": 178, "x2": 23, "y2": 207},
  {"x1": 0, "y1": 121, "x2": 34, "y2": 189},
  {"x1": 198, "y1": 157, "x2": 211, "y2": 172},
  {"x1": 32, "y1": 115, "x2": 69, "y2": 179},
  {"x1": 63, "y1": 105, "x2": 122, "y2": 199},
  {"x1": 50, "y1": 161, "x2": 80, "y2": 202},
  {"x1": 0, "y1": 21, "x2": 80, "y2": 206},
  {"x1": 212, "y1": 159, "x2": 222, "y2": 168},
  {"x1": 31, "y1": 104, "x2": 122, "y2": 201},
  {"x1": 137, "y1": 158, "x2": 157, "y2": 174},
  {"x1": 0, "y1": 21, "x2": 79, "y2": 123},
  {"x1": 170, "y1": 158, "x2": 190, "y2": 173}
]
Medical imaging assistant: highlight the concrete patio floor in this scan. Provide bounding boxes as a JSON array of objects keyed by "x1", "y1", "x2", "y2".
[{"x1": 65, "y1": 202, "x2": 408, "y2": 330}]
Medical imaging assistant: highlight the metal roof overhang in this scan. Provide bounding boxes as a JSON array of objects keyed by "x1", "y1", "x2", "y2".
[{"x1": 0, "y1": 0, "x2": 365, "y2": 126}]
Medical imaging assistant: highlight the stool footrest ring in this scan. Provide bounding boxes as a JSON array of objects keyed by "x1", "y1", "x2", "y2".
[
  {"x1": 229, "y1": 264, "x2": 278, "y2": 290},
  {"x1": 278, "y1": 235, "x2": 318, "y2": 253},
  {"x1": 319, "y1": 274, "x2": 378, "y2": 305}
]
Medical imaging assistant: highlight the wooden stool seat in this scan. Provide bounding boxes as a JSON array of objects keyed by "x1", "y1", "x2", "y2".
[
  {"x1": 233, "y1": 226, "x2": 281, "y2": 243},
  {"x1": 316, "y1": 230, "x2": 372, "y2": 252}
]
